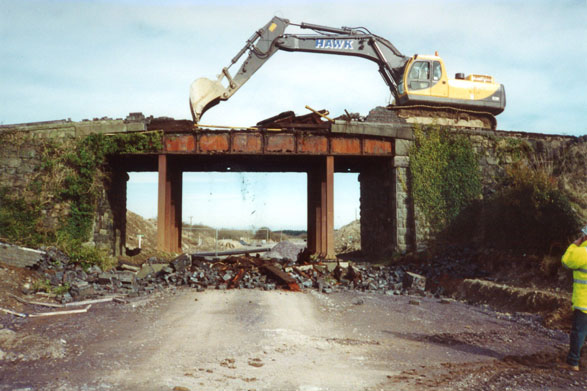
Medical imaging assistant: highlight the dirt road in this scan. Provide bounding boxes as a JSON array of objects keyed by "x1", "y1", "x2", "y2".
[{"x1": 1, "y1": 289, "x2": 585, "y2": 390}]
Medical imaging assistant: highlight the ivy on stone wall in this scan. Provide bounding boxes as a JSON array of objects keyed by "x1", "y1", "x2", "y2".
[
  {"x1": 494, "y1": 136, "x2": 533, "y2": 164},
  {"x1": 409, "y1": 126, "x2": 482, "y2": 232},
  {"x1": 58, "y1": 131, "x2": 163, "y2": 242},
  {"x1": 0, "y1": 187, "x2": 48, "y2": 246},
  {"x1": 0, "y1": 130, "x2": 163, "y2": 266}
]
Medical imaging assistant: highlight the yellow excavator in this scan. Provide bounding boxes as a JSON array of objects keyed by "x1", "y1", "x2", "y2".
[{"x1": 190, "y1": 16, "x2": 505, "y2": 128}]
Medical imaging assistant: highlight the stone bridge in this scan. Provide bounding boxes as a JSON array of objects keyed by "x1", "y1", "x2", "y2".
[{"x1": 1, "y1": 107, "x2": 582, "y2": 258}]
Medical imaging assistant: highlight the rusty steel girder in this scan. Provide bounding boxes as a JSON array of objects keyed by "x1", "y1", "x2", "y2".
[{"x1": 163, "y1": 130, "x2": 393, "y2": 156}]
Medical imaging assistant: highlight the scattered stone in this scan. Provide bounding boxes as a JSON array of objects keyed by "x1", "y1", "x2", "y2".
[
  {"x1": 12, "y1": 238, "x2": 485, "y2": 307},
  {"x1": 115, "y1": 271, "x2": 136, "y2": 286},
  {"x1": 409, "y1": 299, "x2": 420, "y2": 306},
  {"x1": 171, "y1": 254, "x2": 191, "y2": 273},
  {"x1": 62, "y1": 270, "x2": 78, "y2": 285},
  {"x1": 263, "y1": 241, "x2": 305, "y2": 261},
  {"x1": 0, "y1": 242, "x2": 45, "y2": 268},
  {"x1": 86, "y1": 265, "x2": 102, "y2": 275},
  {"x1": 403, "y1": 272, "x2": 426, "y2": 291},
  {"x1": 21, "y1": 282, "x2": 33, "y2": 295},
  {"x1": 137, "y1": 263, "x2": 167, "y2": 279},
  {"x1": 220, "y1": 358, "x2": 236, "y2": 369},
  {"x1": 97, "y1": 273, "x2": 113, "y2": 285},
  {"x1": 247, "y1": 357, "x2": 264, "y2": 368},
  {"x1": 70, "y1": 281, "x2": 94, "y2": 299},
  {"x1": 60, "y1": 292, "x2": 73, "y2": 304}
]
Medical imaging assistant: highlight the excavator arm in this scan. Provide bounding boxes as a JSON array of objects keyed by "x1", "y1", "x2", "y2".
[{"x1": 190, "y1": 16, "x2": 409, "y2": 123}]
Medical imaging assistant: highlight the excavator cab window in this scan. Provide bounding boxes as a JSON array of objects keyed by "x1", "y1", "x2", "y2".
[
  {"x1": 408, "y1": 61, "x2": 430, "y2": 90},
  {"x1": 433, "y1": 61, "x2": 442, "y2": 81}
]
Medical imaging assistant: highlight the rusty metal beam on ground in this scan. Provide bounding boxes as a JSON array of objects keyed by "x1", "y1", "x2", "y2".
[{"x1": 260, "y1": 263, "x2": 301, "y2": 292}]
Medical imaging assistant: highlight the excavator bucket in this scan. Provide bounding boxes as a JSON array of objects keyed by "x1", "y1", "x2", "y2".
[{"x1": 189, "y1": 77, "x2": 229, "y2": 123}]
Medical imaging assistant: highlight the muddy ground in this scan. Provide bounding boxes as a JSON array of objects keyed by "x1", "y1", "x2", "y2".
[{"x1": 1, "y1": 288, "x2": 585, "y2": 391}]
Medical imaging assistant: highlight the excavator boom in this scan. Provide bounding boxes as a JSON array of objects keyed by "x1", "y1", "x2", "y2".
[
  {"x1": 190, "y1": 16, "x2": 409, "y2": 123},
  {"x1": 190, "y1": 16, "x2": 505, "y2": 127}
]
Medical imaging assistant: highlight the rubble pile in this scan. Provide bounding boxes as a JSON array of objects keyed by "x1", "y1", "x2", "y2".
[
  {"x1": 263, "y1": 241, "x2": 305, "y2": 261},
  {"x1": 29, "y1": 246, "x2": 451, "y2": 304},
  {"x1": 406, "y1": 247, "x2": 491, "y2": 282}
]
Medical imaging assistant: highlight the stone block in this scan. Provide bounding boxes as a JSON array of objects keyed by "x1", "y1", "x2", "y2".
[
  {"x1": 115, "y1": 271, "x2": 136, "y2": 286},
  {"x1": 403, "y1": 272, "x2": 426, "y2": 291},
  {"x1": 394, "y1": 139, "x2": 413, "y2": 156},
  {"x1": 75, "y1": 120, "x2": 127, "y2": 137},
  {"x1": 0, "y1": 242, "x2": 45, "y2": 268},
  {"x1": 393, "y1": 156, "x2": 410, "y2": 168},
  {"x1": 70, "y1": 280, "x2": 94, "y2": 299},
  {"x1": 126, "y1": 122, "x2": 146, "y2": 132},
  {"x1": 98, "y1": 273, "x2": 113, "y2": 285},
  {"x1": 171, "y1": 254, "x2": 191, "y2": 273},
  {"x1": 63, "y1": 270, "x2": 78, "y2": 285}
]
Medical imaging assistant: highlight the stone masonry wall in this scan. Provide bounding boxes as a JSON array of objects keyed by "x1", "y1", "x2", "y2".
[
  {"x1": 0, "y1": 121, "x2": 77, "y2": 236},
  {"x1": 0, "y1": 116, "x2": 145, "y2": 255},
  {"x1": 359, "y1": 158, "x2": 396, "y2": 257},
  {"x1": 366, "y1": 106, "x2": 586, "y2": 251}
]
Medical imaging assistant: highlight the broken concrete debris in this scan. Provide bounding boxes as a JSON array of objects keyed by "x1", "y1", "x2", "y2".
[
  {"x1": 5, "y1": 242, "x2": 491, "y2": 313},
  {"x1": 21, "y1": 247, "x2": 438, "y2": 306},
  {"x1": 0, "y1": 241, "x2": 46, "y2": 268},
  {"x1": 2, "y1": 243, "x2": 495, "y2": 320},
  {"x1": 403, "y1": 271, "x2": 426, "y2": 291}
]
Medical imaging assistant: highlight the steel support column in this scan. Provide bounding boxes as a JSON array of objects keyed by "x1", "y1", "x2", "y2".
[
  {"x1": 307, "y1": 170, "x2": 321, "y2": 254},
  {"x1": 170, "y1": 167, "x2": 182, "y2": 252},
  {"x1": 157, "y1": 155, "x2": 182, "y2": 252},
  {"x1": 307, "y1": 156, "x2": 335, "y2": 259},
  {"x1": 322, "y1": 156, "x2": 335, "y2": 259}
]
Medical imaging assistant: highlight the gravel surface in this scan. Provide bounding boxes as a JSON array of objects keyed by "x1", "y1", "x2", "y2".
[{"x1": 1, "y1": 289, "x2": 585, "y2": 390}]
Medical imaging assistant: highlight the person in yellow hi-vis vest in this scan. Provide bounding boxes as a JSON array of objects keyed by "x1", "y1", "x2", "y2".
[{"x1": 562, "y1": 231, "x2": 587, "y2": 372}]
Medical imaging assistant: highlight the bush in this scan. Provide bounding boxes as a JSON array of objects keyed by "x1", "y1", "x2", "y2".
[
  {"x1": 442, "y1": 161, "x2": 582, "y2": 253},
  {"x1": 482, "y1": 162, "x2": 581, "y2": 252}
]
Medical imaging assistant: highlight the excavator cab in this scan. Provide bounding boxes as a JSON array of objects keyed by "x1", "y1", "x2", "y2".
[{"x1": 397, "y1": 54, "x2": 505, "y2": 115}]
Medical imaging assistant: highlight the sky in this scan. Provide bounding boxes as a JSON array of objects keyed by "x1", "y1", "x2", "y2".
[
  {"x1": 1, "y1": 0, "x2": 586, "y2": 229},
  {"x1": 129, "y1": 172, "x2": 360, "y2": 230}
]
